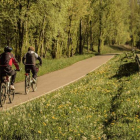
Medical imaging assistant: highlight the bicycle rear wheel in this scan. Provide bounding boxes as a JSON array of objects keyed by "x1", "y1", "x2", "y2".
[
  {"x1": 25, "y1": 75, "x2": 30, "y2": 94},
  {"x1": 31, "y1": 78, "x2": 37, "y2": 92},
  {"x1": 0, "y1": 83, "x2": 6, "y2": 107}
]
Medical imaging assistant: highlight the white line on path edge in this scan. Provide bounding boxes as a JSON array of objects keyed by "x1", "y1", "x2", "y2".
[{"x1": 3, "y1": 55, "x2": 114, "y2": 111}]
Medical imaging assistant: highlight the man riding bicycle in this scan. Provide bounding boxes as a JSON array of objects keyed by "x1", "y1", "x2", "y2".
[
  {"x1": 0, "y1": 46, "x2": 20, "y2": 90},
  {"x1": 22, "y1": 46, "x2": 42, "y2": 83}
]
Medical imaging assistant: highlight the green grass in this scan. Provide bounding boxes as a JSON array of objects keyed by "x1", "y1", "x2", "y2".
[{"x1": 0, "y1": 52, "x2": 140, "y2": 139}]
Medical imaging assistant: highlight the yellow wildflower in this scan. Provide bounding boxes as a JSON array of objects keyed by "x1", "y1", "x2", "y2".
[{"x1": 43, "y1": 122, "x2": 46, "y2": 126}]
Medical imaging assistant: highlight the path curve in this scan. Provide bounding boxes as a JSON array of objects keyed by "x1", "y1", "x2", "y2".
[{"x1": 1, "y1": 54, "x2": 115, "y2": 111}]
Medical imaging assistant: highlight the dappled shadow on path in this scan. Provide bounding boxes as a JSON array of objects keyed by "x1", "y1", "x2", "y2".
[{"x1": 111, "y1": 62, "x2": 139, "y2": 79}]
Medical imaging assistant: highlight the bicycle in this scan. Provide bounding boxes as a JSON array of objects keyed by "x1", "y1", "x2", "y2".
[
  {"x1": 0, "y1": 69, "x2": 20, "y2": 107},
  {"x1": 25, "y1": 63, "x2": 40, "y2": 94}
]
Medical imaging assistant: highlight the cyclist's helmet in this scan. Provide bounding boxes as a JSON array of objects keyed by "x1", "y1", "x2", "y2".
[{"x1": 4, "y1": 46, "x2": 12, "y2": 52}]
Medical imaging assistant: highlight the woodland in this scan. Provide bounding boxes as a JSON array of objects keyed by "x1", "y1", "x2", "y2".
[{"x1": 0, "y1": 0, "x2": 140, "y2": 62}]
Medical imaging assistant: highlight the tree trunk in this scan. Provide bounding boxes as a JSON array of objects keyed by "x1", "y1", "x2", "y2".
[
  {"x1": 67, "y1": 15, "x2": 72, "y2": 57},
  {"x1": 17, "y1": 3, "x2": 24, "y2": 62},
  {"x1": 43, "y1": 37, "x2": 47, "y2": 58},
  {"x1": 90, "y1": 20, "x2": 93, "y2": 51},
  {"x1": 98, "y1": 0, "x2": 102, "y2": 54},
  {"x1": 51, "y1": 39, "x2": 57, "y2": 59},
  {"x1": 35, "y1": 39, "x2": 38, "y2": 52},
  {"x1": 25, "y1": 0, "x2": 30, "y2": 50},
  {"x1": 38, "y1": 16, "x2": 46, "y2": 57},
  {"x1": 87, "y1": 29, "x2": 89, "y2": 52},
  {"x1": 79, "y1": 19, "x2": 83, "y2": 54}
]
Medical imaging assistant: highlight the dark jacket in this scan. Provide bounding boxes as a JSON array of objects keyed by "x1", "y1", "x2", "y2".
[
  {"x1": 0, "y1": 52, "x2": 19, "y2": 70},
  {"x1": 22, "y1": 51, "x2": 42, "y2": 65}
]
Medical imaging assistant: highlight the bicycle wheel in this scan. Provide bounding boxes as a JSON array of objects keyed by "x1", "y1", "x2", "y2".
[
  {"x1": 0, "y1": 83, "x2": 7, "y2": 107},
  {"x1": 25, "y1": 75, "x2": 30, "y2": 94},
  {"x1": 31, "y1": 78, "x2": 37, "y2": 92},
  {"x1": 8, "y1": 88, "x2": 15, "y2": 103}
]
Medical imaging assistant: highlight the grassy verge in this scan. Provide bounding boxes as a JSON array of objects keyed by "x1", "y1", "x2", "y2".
[
  {"x1": 16, "y1": 53, "x2": 94, "y2": 82},
  {"x1": 0, "y1": 52, "x2": 140, "y2": 139}
]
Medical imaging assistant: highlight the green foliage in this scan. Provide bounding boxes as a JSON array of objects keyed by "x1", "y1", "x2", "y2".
[
  {"x1": 0, "y1": 0, "x2": 140, "y2": 60},
  {"x1": 129, "y1": 0, "x2": 140, "y2": 47},
  {"x1": 89, "y1": 0, "x2": 131, "y2": 53}
]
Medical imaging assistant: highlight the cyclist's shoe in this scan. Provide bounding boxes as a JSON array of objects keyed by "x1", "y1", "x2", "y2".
[{"x1": 10, "y1": 85, "x2": 15, "y2": 90}]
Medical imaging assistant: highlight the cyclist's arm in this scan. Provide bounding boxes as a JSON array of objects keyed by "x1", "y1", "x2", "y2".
[
  {"x1": 38, "y1": 56, "x2": 42, "y2": 65},
  {"x1": 35, "y1": 53, "x2": 42, "y2": 65},
  {"x1": 12, "y1": 55, "x2": 19, "y2": 70}
]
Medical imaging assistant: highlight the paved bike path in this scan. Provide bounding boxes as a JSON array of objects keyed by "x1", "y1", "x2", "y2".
[{"x1": 1, "y1": 54, "x2": 115, "y2": 111}]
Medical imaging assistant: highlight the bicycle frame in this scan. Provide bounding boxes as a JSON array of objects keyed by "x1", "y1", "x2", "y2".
[
  {"x1": 25, "y1": 66, "x2": 38, "y2": 94},
  {"x1": 3, "y1": 75, "x2": 11, "y2": 85},
  {"x1": 1, "y1": 76, "x2": 10, "y2": 93}
]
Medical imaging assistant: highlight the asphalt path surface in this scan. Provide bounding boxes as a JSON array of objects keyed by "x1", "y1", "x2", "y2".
[{"x1": 0, "y1": 54, "x2": 115, "y2": 111}]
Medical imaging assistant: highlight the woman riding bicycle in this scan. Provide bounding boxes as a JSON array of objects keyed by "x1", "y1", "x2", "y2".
[
  {"x1": 22, "y1": 46, "x2": 42, "y2": 83},
  {"x1": 0, "y1": 46, "x2": 20, "y2": 90}
]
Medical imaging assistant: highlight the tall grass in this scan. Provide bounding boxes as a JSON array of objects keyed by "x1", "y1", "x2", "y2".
[{"x1": 0, "y1": 52, "x2": 140, "y2": 139}]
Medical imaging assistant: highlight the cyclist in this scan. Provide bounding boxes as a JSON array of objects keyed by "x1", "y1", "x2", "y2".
[
  {"x1": 0, "y1": 46, "x2": 20, "y2": 90},
  {"x1": 22, "y1": 46, "x2": 42, "y2": 83}
]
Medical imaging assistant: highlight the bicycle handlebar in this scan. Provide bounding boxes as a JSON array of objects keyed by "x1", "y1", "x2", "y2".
[{"x1": 36, "y1": 63, "x2": 41, "y2": 66}]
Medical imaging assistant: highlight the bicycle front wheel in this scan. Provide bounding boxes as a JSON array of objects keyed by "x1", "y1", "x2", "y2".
[
  {"x1": 0, "y1": 83, "x2": 7, "y2": 107},
  {"x1": 25, "y1": 76, "x2": 30, "y2": 94},
  {"x1": 8, "y1": 88, "x2": 15, "y2": 103}
]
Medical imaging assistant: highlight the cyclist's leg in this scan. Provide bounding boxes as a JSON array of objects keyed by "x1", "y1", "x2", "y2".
[
  {"x1": 0, "y1": 68, "x2": 2, "y2": 83},
  {"x1": 30, "y1": 65, "x2": 37, "y2": 91},
  {"x1": 5, "y1": 69, "x2": 16, "y2": 90},
  {"x1": 31, "y1": 65, "x2": 37, "y2": 80},
  {"x1": 25, "y1": 65, "x2": 31, "y2": 94},
  {"x1": 25, "y1": 65, "x2": 30, "y2": 74},
  {"x1": 3, "y1": 67, "x2": 15, "y2": 85},
  {"x1": 10, "y1": 70, "x2": 16, "y2": 86},
  {"x1": 0, "y1": 67, "x2": 15, "y2": 89}
]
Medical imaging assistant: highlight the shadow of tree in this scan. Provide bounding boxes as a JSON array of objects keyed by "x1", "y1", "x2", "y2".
[
  {"x1": 102, "y1": 84, "x2": 123, "y2": 139},
  {"x1": 112, "y1": 62, "x2": 139, "y2": 79},
  {"x1": 135, "y1": 51, "x2": 140, "y2": 54},
  {"x1": 102, "y1": 82, "x2": 134, "y2": 139},
  {"x1": 102, "y1": 59, "x2": 138, "y2": 138},
  {"x1": 110, "y1": 45, "x2": 132, "y2": 51}
]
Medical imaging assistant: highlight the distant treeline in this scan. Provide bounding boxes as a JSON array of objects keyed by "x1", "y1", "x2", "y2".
[{"x1": 0, "y1": 0, "x2": 140, "y2": 61}]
